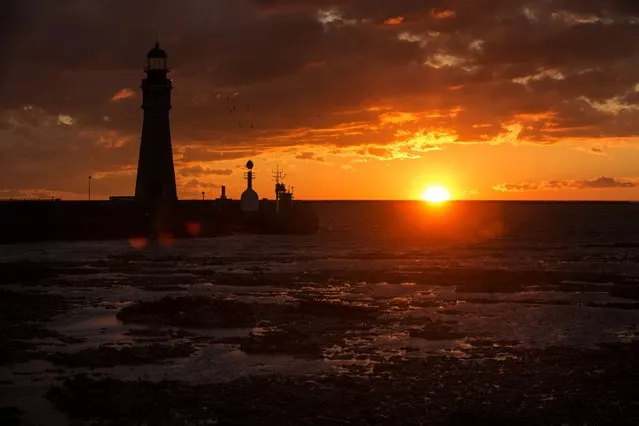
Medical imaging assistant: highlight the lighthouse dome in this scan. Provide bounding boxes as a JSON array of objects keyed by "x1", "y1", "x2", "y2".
[{"x1": 147, "y1": 42, "x2": 167, "y2": 58}]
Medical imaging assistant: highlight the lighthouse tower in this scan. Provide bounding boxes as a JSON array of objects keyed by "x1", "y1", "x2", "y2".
[
  {"x1": 134, "y1": 41, "x2": 178, "y2": 203},
  {"x1": 241, "y1": 160, "x2": 259, "y2": 212}
]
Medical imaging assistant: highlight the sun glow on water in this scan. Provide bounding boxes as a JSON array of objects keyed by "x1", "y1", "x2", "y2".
[{"x1": 421, "y1": 185, "x2": 452, "y2": 203}]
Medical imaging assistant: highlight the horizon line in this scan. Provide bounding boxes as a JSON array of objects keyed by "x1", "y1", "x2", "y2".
[{"x1": 3, "y1": 198, "x2": 636, "y2": 203}]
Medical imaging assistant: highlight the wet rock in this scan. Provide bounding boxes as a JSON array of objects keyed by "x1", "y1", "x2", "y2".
[
  {"x1": 56, "y1": 335, "x2": 87, "y2": 344},
  {"x1": 1, "y1": 325, "x2": 87, "y2": 364},
  {"x1": 124, "y1": 328, "x2": 169, "y2": 337},
  {"x1": 0, "y1": 262, "x2": 58, "y2": 285},
  {"x1": 409, "y1": 322, "x2": 465, "y2": 341},
  {"x1": 116, "y1": 296, "x2": 256, "y2": 328},
  {"x1": 251, "y1": 300, "x2": 385, "y2": 358},
  {"x1": 0, "y1": 290, "x2": 69, "y2": 322},
  {"x1": 586, "y1": 301, "x2": 639, "y2": 310},
  {"x1": 446, "y1": 411, "x2": 537, "y2": 426},
  {"x1": 214, "y1": 336, "x2": 244, "y2": 345},
  {"x1": 46, "y1": 342, "x2": 639, "y2": 426},
  {"x1": 213, "y1": 272, "x2": 281, "y2": 287},
  {"x1": 294, "y1": 300, "x2": 379, "y2": 320},
  {"x1": 45, "y1": 342, "x2": 196, "y2": 367},
  {"x1": 412, "y1": 299, "x2": 447, "y2": 308},
  {"x1": 468, "y1": 339, "x2": 522, "y2": 348},
  {"x1": 437, "y1": 308, "x2": 468, "y2": 316},
  {"x1": 0, "y1": 339, "x2": 35, "y2": 365},
  {"x1": 0, "y1": 406, "x2": 22, "y2": 426},
  {"x1": 0, "y1": 290, "x2": 76, "y2": 365},
  {"x1": 395, "y1": 315, "x2": 434, "y2": 326},
  {"x1": 608, "y1": 286, "x2": 639, "y2": 301},
  {"x1": 455, "y1": 279, "x2": 523, "y2": 294},
  {"x1": 240, "y1": 329, "x2": 323, "y2": 359}
]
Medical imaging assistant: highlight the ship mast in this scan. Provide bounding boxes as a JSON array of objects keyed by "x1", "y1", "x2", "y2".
[{"x1": 272, "y1": 165, "x2": 287, "y2": 201}]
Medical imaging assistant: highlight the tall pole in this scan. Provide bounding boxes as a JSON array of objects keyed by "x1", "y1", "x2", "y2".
[
  {"x1": 202, "y1": 191, "x2": 205, "y2": 201},
  {"x1": 88, "y1": 176, "x2": 92, "y2": 201}
]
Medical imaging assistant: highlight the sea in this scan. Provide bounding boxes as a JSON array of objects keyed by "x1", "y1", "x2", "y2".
[
  {"x1": 7, "y1": 200, "x2": 639, "y2": 274},
  {"x1": 1, "y1": 201, "x2": 639, "y2": 424}
]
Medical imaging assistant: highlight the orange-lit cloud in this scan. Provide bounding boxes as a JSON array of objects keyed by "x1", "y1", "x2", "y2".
[
  {"x1": 57, "y1": 114, "x2": 75, "y2": 126},
  {"x1": 178, "y1": 165, "x2": 234, "y2": 177},
  {"x1": 430, "y1": 9, "x2": 456, "y2": 20},
  {"x1": 379, "y1": 111, "x2": 420, "y2": 125},
  {"x1": 352, "y1": 129, "x2": 454, "y2": 161},
  {"x1": 494, "y1": 177, "x2": 639, "y2": 192},
  {"x1": 295, "y1": 152, "x2": 325, "y2": 162},
  {"x1": 513, "y1": 112, "x2": 556, "y2": 122},
  {"x1": 384, "y1": 16, "x2": 404, "y2": 25},
  {"x1": 111, "y1": 88, "x2": 135, "y2": 101}
]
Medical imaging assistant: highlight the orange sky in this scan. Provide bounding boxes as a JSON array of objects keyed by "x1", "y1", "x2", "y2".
[
  {"x1": 1, "y1": 1, "x2": 639, "y2": 201},
  {"x1": 176, "y1": 141, "x2": 639, "y2": 201}
]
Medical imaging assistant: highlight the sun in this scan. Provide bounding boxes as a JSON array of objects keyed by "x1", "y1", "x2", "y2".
[{"x1": 421, "y1": 184, "x2": 452, "y2": 203}]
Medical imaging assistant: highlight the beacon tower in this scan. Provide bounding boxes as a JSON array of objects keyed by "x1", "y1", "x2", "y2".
[
  {"x1": 241, "y1": 160, "x2": 259, "y2": 212},
  {"x1": 134, "y1": 42, "x2": 178, "y2": 203}
]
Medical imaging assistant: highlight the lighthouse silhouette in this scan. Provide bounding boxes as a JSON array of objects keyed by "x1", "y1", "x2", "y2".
[{"x1": 134, "y1": 41, "x2": 178, "y2": 203}]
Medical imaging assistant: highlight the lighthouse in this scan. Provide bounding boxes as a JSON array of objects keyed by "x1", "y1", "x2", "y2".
[
  {"x1": 134, "y1": 41, "x2": 178, "y2": 203},
  {"x1": 241, "y1": 160, "x2": 259, "y2": 212}
]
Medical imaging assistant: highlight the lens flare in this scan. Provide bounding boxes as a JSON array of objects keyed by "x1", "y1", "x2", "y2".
[{"x1": 129, "y1": 237, "x2": 148, "y2": 249}]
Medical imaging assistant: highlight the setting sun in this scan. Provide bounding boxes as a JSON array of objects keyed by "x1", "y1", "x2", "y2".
[{"x1": 421, "y1": 185, "x2": 452, "y2": 203}]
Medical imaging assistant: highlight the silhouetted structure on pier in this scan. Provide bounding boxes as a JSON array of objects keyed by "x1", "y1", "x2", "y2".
[{"x1": 0, "y1": 42, "x2": 319, "y2": 243}]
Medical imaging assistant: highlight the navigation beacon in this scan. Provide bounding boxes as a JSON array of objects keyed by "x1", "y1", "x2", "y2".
[{"x1": 240, "y1": 160, "x2": 259, "y2": 212}]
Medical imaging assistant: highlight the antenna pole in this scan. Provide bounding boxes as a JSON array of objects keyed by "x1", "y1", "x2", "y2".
[{"x1": 272, "y1": 165, "x2": 286, "y2": 183}]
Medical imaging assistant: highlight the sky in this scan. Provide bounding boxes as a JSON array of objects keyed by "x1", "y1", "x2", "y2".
[{"x1": 1, "y1": 0, "x2": 639, "y2": 201}]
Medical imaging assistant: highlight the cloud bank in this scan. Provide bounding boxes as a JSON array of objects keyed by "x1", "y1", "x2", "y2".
[
  {"x1": 494, "y1": 176, "x2": 639, "y2": 192},
  {"x1": 2, "y1": 0, "x2": 639, "y2": 197}
]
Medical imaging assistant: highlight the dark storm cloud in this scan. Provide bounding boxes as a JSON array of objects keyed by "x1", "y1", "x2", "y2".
[{"x1": 2, "y1": 0, "x2": 639, "y2": 195}]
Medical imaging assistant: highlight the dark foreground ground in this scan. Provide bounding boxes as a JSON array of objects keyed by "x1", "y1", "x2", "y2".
[{"x1": 1, "y1": 240, "x2": 639, "y2": 425}]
